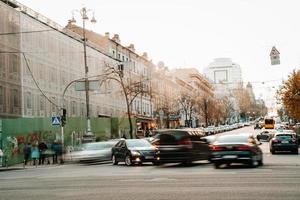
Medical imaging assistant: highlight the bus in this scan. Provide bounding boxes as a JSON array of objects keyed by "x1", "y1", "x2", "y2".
[{"x1": 264, "y1": 118, "x2": 275, "y2": 129}]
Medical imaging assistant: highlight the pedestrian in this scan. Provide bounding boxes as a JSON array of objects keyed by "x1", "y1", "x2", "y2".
[
  {"x1": 38, "y1": 141, "x2": 47, "y2": 165},
  {"x1": 51, "y1": 140, "x2": 58, "y2": 164},
  {"x1": 51, "y1": 140, "x2": 63, "y2": 164},
  {"x1": 145, "y1": 128, "x2": 150, "y2": 137},
  {"x1": 31, "y1": 144, "x2": 39, "y2": 166},
  {"x1": 23, "y1": 142, "x2": 31, "y2": 166}
]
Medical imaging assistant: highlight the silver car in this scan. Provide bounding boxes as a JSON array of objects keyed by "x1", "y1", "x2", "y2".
[{"x1": 70, "y1": 141, "x2": 119, "y2": 163}]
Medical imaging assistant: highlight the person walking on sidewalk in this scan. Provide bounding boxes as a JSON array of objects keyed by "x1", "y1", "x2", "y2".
[
  {"x1": 23, "y1": 143, "x2": 31, "y2": 166},
  {"x1": 38, "y1": 141, "x2": 47, "y2": 165},
  {"x1": 31, "y1": 144, "x2": 39, "y2": 166}
]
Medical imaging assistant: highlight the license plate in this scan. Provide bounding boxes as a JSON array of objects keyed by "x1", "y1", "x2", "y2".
[
  {"x1": 281, "y1": 141, "x2": 289, "y2": 144},
  {"x1": 145, "y1": 156, "x2": 154, "y2": 159},
  {"x1": 223, "y1": 155, "x2": 237, "y2": 159}
]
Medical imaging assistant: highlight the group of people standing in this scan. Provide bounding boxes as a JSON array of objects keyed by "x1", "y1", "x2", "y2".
[{"x1": 23, "y1": 140, "x2": 62, "y2": 166}]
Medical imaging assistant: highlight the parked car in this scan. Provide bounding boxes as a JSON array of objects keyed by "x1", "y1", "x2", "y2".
[
  {"x1": 151, "y1": 129, "x2": 211, "y2": 165},
  {"x1": 70, "y1": 140, "x2": 119, "y2": 163},
  {"x1": 111, "y1": 139, "x2": 158, "y2": 166},
  {"x1": 269, "y1": 132, "x2": 298, "y2": 154},
  {"x1": 211, "y1": 133, "x2": 263, "y2": 168},
  {"x1": 256, "y1": 130, "x2": 276, "y2": 141}
]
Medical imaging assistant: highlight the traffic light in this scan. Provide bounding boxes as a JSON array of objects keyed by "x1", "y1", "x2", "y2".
[{"x1": 61, "y1": 108, "x2": 67, "y2": 127}]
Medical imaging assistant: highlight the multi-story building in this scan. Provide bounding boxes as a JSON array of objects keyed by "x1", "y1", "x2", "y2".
[
  {"x1": 204, "y1": 58, "x2": 244, "y2": 123},
  {"x1": 0, "y1": 0, "x2": 121, "y2": 120},
  {"x1": 204, "y1": 58, "x2": 243, "y2": 89},
  {"x1": 0, "y1": 0, "x2": 215, "y2": 135},
  {"x1": 150, "y1": 65, "x2": 214, "y2": 128},
  {"x1": 65, "y1": 23, "x2": 155, "y2": 135}
]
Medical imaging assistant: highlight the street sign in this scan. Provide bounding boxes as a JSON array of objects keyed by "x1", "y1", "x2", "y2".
[
  {"x1": 51, "y1": 116, "x2": 61, "y2": 126},
  {"x1": 75, "y1": 80, "x2": 99, "y2": 91},
  {"x1": 270, "y1": 46, "x2": 280, "y2": 65}
]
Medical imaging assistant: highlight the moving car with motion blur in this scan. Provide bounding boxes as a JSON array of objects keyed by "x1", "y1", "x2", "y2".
[
  {"x1": 151, "y1": 129, "x2": 211, "y2": 165},
  {"x1": 69, "y1": 140, "x2": 119, "y2": 163},
  {"x1": 211, "y1": 134, "x2": 263, "y2": 168},
  {"x1": 269, "y1": 132, "x2": 298, "y2": 154},
  {"x1": 256, "y1": 130, "x2": 277, "y2": 142},
  {"x1": 111, "y1": 139, "x2": 158, "y2": 166}
]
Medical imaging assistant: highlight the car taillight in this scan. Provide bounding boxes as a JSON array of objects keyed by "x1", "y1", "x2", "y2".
[
  {"x1": 211, "y1": 146, "x2": 223, "y2": 151},
  {"x1": 272, "y1": 138, "x2": 279, "y2": 143},
  {"x1": 178, "y1": 139, "x2": 192, "y2": 148},
  {"x1": 236, "y1": 146, "x2": 251, "y2": 151}
]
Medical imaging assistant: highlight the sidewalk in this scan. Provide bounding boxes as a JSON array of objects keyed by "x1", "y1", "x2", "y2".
[{"x1": 0, "y1": 156, "x2": 70, "y2": 172}]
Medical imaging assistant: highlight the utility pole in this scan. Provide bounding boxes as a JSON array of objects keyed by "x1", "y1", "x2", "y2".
[{"x1": 69, "y1": 7, "x2": 97, "y2": 142}]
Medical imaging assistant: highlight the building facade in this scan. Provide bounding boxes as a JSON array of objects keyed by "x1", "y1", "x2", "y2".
[
  {"x1": 0, "y1": 0, "x2": 118, "y2": 119},
  {"x1": 0, "y1": 0, "x2": 215, "y2": 134},
  {"x1": 204, "y1": 58, "x2": 243, "y2": 89}
]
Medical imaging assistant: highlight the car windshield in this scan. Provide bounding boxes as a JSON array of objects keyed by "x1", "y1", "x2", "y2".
[
  {"x1": 126, "y1": 139, "x2": 152, "y2": 148},
  {"x1": 216, "y1": 135, "x2": 248, "y2": 143},
  {"x1": 276, "y1": 134, "x2": 294, "y2": 140},
  {"x1": 81, "y1": 142, "x2": 114, "y2": 150}
]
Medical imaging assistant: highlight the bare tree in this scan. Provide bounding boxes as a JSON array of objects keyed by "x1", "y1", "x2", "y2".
[
  {"x1": 197, "y1": 95, "x2": 216, "y2": 127},
  {"x1": 102, "y1": 62, "x2": 149, "y2": 138},
  {"x1": 178, "y1": 92, "x2": 196, "y2": 127},
  {"x1": 233, "y1": 87, "x2": 251, "y2": 120}
]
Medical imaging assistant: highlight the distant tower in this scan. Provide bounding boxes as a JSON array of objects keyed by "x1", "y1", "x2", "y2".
[{"x1": 246, "y1": 82, "x2": 255, "y2": 103}]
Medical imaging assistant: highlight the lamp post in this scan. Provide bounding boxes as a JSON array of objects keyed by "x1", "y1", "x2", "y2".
[{"x1": 69, "y1": 7, "x2": 97, "y2": 142}]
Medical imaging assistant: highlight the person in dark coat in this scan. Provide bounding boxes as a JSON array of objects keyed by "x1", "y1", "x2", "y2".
[
  {"x1": 38, "y1": 141, "x2": 48, "y2": 165},
  {"x1": 23, "y1": 143, "x2": 31, "y2": 165},
  {"x1": 51, "y1": 140, "x2": 62, "y2": 164}
]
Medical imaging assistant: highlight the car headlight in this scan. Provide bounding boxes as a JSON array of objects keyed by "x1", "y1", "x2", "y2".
[{"x1": 131, "y1": 150, "x2": 140, "y2": 156}]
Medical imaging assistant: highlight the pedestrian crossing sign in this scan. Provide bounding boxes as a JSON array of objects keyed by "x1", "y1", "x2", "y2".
[{"x1": 51, "y1": 116, "x2": 61, "y2": 126}]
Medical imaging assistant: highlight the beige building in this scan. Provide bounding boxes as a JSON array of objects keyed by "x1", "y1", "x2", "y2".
[{"x1": 0, "y1": 0, "x2": 215, "y2": 133}]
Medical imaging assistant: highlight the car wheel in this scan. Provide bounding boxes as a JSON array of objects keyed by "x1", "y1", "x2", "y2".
[
  {"x1": 152, "y1": 161, "x2": 161, "y2": 166},
  {"x1": 182, "y1": 161, "x2": 192, "y2": 166},
  {"x1": 125, "y1": 155, "x2": 132, "y2": 166},
  {"x1": 293, "y1": 149, "x2": 299, "y2": 155},
  {"x1": 258, "y1": 157, "x2": 263, "y2": 166},
  {"x1": 112, "y1": 155, "x2": 118, "y2": 165},
  {"x1": 249, "y1": 156, "x2": 258, "y2": 168},
  {"x1": 270, "y1": 149, "x2": 275, "y2": 154},
  {"x1": 214, "y1": 162, "x2": 222, "y2": 169}
]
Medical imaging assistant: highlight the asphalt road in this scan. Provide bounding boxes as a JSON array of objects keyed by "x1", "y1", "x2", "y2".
[{"x1": 1, "y1": 126, "x2": 300, "y2": 200}]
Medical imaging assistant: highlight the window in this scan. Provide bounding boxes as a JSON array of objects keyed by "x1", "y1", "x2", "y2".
[
  {"x1": 0, "y1": 54, "x2": 5, "y2": 77},
  {"x1": 40, "y1": 96, "x2": 45, "y2": 111},
  {"x1": 51, "y1": 97, "x2": 56, "y2": 113},
  {"x1": 10, "y1": 54, "x2": 18, "y2": 73},
  {"x1": 0, "y1": 86, "x2": 3, "y2": 105},
  {"x1": 117, "y1": 53, "x2": 121, "y2": 60},
  {"x1": 71, "y1": 101, "x2": 76, "y2": 115},
  {"x1": 80, "y1": 102, "x2": 85, "y2": 116},
  {"x1": 26, "y1": 92, "x2": 32, "y2": 109},
  {"x1": 12, "y1": 89, "x2": 19, "y2": 107}
]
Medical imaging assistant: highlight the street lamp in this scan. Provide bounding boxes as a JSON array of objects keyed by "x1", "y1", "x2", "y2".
[{"x1": 69, "y1": 7, "x2": 97, "y2": 142}]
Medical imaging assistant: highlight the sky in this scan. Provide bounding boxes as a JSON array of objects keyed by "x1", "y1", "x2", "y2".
[{"x1": 16, "y1": 0, "x2": 300, "y2": 100}]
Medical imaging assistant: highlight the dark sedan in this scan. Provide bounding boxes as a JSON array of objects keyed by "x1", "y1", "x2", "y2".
[
  {"x1": 151, "y1": 129, "x2": 211, "y2": 165},
  {"x1": 269, "y1": 132, "x2": 298, "y2": 154},
  {"x1": 256, "y1": 130, "x2": 276, "y2": 142},
  {"x1": 111, "y1": 139, "x2": 158, "y2": 166},
  {"x1": 211, "y1": 134, "x2": 263, "y2": 168}
]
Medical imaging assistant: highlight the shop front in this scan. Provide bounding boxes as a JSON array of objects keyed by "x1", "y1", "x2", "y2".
[{"x1": 135, "y1": 116, "x2": 156, "y2": 138}]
